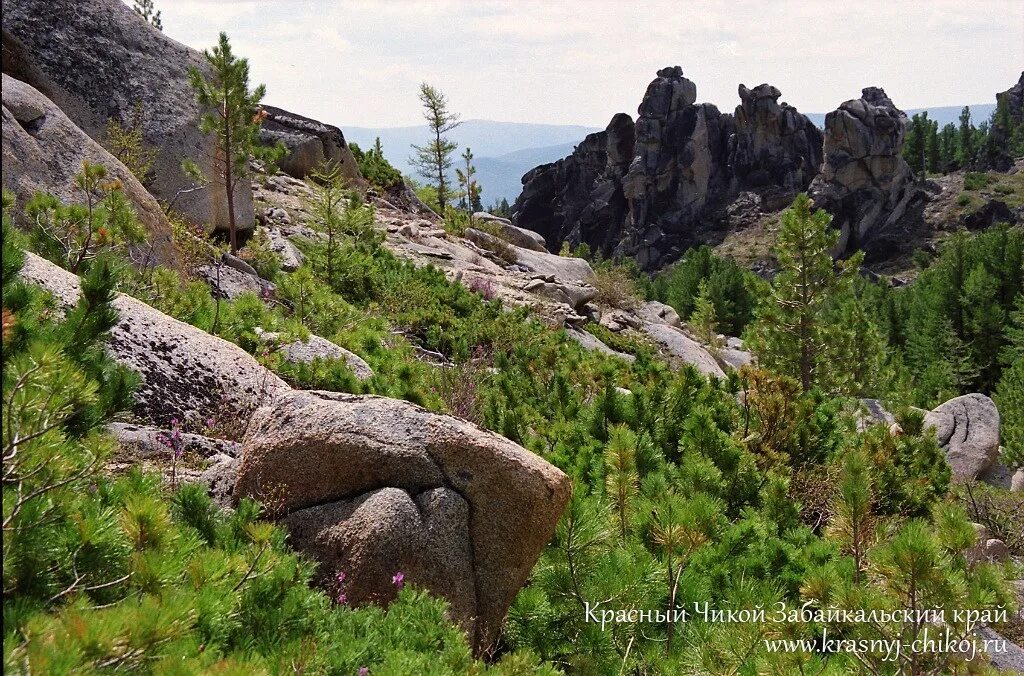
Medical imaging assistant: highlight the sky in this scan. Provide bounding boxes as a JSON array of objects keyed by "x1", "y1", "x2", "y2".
[{"x1": 151, "y1": 0, "x2": 1024, "y2": 129}]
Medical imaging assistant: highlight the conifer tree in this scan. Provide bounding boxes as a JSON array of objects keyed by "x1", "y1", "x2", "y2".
[
  {"x1": 746, "y1": 194, "x2": 861, "y2": 393},
  {"x1": 410, "y1": 84, "x2": 461, "y2": 212},
  {"x1": 456, "y1": 147, "x2": 482, "y2": 213},
  {"x1": 603, "y1": 425, "x2": 639, "y2": 542},
  {"x1": 688, "y1": 279, "x2": 723, "y2": 353},
  {"x1": 826, "y1": 448, "x2": 874, "y2": 582},
  {"x1": 188, "y1": 33, "x2": 284, "y2": 253},
  {"x1": 957, "y1": 106, "x2": 974, "y2": 167},
  {"x1": 133, "y1": 0, "x2": 162, "y2": 30}
]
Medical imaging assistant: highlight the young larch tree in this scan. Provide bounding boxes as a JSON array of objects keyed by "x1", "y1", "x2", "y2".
[
  {"x1": 410, "y1": 83, "x2": 461, "y2": 213},
  {"x1": 188, "y1": 32, "x2": 283, "y2": 253}
]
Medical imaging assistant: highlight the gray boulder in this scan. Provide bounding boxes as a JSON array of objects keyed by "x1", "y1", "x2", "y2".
[
  {"x1": 19, "y1": 252, "x2": 289, "y2": 429},
  {"x1": 565, "y1": 328, "x2": 636, "y2": 363},
  {"x1": 108, "y1": 422, "x2": 240, "y2": 459},
  {"x1": 259, "y1": 105, "x2": 362, "y2": 183},
  {"x1": 264, "y1": 227, "x2": 304, "y2": 272},
  {"x1": 1, "y1": 0, "x2": 253, "y2": 235},
  {"x1": 637, "y1": 301, "x2": 681, "y2": 327},
  {"x1": 233, "y1": 389, "x2": 571, "y2": 653},
  {"x1": 198, "y1": 263, "x2": 275, "y2": 300},
  {"x1": 923, "y1": 394, "x2": 1001, "y2": 479},
  {"x1": 642, "y1": 322, "x2": 725, "y2": 378},
  {"x1": 277, "y1": 334, "x2": 374, "y2": 381},
  {"x1": 472, "y1": 212, "x2": 547, "y2": 251},
  {"x1": 1, "y1": 74, "x2": 176, "y2": 265}
]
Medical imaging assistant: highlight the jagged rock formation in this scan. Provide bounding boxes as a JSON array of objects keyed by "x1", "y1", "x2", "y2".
[
  {"x1": 19, "y1": 252, "x2": 290, "y2": 429},
  {"x1": 1, "y1": 0, "x2": 253, "y2": 235},
  {"x1": 259, "y1": 105, "x2": 362, "y2": 183},
  {"x1": 1, "y1": 74, "x2": 177, "y2": 264},
  {"x1": 730, "y1": 83, "x2": 823, "y2": 192},
  {"x1": 513, "y1": 67, "x2": 823, "y2": 270},
  {"x1": 809, "y1": 87, "x2": 919, "y2": 257},
  {"x1": 1002, "y1": 72, "x2": 1024, "y2": 125},
  {"x1": 233, "y1": 389, "x2": 571, "y2": 653}
]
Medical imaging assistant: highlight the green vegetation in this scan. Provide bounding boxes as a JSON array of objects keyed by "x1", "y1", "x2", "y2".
[
  {"x1": 647, "y1": 244, "x2": 761, "y2": 337},
  {"x1": 4, "y1": 146, "x2": 1021, "y2": 672},
  {"x1": 187, "y1": 32, "x2": 285, "y2": 253},
  {"x1": 904, "y1": 103, "x2": 1024, "y2": 175},
  {"x1": 349, "y1": 138, "x2": 403, "y2": 191},
  {"x1": 410, "y1": 83, "x2": 462, "y2": 212}
]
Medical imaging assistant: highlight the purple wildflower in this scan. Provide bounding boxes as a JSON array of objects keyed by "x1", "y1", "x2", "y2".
[
  {"x1": 392, "y1": 571, "x2": 405, "y2": 589},
  {"x1": 336, "y1": 591, "x2": 348, "y2": 605},
  {"x1": 359, "y1": 668, "x2": 369, "y2": 676}
]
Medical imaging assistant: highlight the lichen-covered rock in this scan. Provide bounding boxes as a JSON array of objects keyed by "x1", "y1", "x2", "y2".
[
  {"x1": 233, "y1": 389, "x2": 571, "y2": 653},
  {"x1": 259, "y1": 105, "x2": 362, "y2": 183},
  {"x1": 923, "y1": 393, "x2": 1001, "y2": 479},
  {"x1": 19, "y1": 252, "x2": 289, "y2": 429},
  {"x1": 809, "y1": 87, "x2": 919, "y2": 258},
  {"x1": 1, "y1": 74, "x2": 176, "y2": 265},
  {"x1": 1, "y1": 0, "x2": 253, "y2": 235}
]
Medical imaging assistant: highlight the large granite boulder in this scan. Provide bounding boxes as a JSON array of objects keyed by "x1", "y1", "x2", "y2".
[
  {"x1": 259, "y1": 105, "x2": 362, "y2": 183},
  {"x1": 513, "y1": 67, "x2": 821, "y2": 270},
  {"x1": 1, "y1": 0, "x2": 253, "y2": 235},
  {"x1": 809, "y1": 87, "x2": 918, "y2": 258},
  {"x1": 233, "y1": 389, "x2": 571, "y2": 653},
  {"x1": 18, "y1": 252, "x2": 289, "y2": 430},
  {"x1": 471, "y1": 212, "x2": 547, "y2": 251},
  {"x1": 923, "y1": 393, "x2": 1001, "y2": 479},
  {"x1": 2, "y1": 74, "x2": 176, "y2": 265}
]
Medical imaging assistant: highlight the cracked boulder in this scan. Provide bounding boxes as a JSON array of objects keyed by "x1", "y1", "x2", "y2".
[
  {"x1": 642, "y1": 322, "x2": 725, "y2": 378},
  {"x1": 923, "y1": 393, "x2": 1001, "y2": 479},
  {"x1": 233, "y1": 389, "x2": 571, "y2": 653}
]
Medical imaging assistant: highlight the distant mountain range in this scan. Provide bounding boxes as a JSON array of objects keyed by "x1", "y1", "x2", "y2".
[{"x1": 343, "y1": 104, "x2": 996, "y2": 204}]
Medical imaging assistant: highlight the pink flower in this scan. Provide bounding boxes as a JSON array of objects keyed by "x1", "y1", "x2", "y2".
[
  {"x1": 336, "y1": 591, "x2": 348, "y2": 605},
  {"x1": 392, "y1": 571, "x2": 405, "y2": 589},
  {"x1": 359, "y1": 668, "x2": 369, "y2": 676},
  {"x1": 335, "y1": 570, "x2": 346, "y2": 585}
]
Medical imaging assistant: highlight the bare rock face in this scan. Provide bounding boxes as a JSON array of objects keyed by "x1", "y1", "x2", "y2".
[
  {"x1": 512, "y1": 67, "x2": 820, "y2": 270},
  {"x1": 233, "y1": 389, "x2": 571, "y2": 653},
  {"x1": 809, "y1": 87, "x2": 919, "y2": 258},
  {"x1": 259, "y1": 105, "x2": 362, "y2": 183},
  {"x1": 923, "y1": 393, "x2": 1001, "y2": 479},
  {"x1": 2, "y1": 75, "x2": 176, "y2": 265},
  {"x1": 730, "y1": 83, "x2": 823, "y2": 192},
  {"x1": 1, "y1": 0, "x2": 253, "y2": 235},
  {"x1": 18, "y1": 252, "x2": 289, "y2": 429}
]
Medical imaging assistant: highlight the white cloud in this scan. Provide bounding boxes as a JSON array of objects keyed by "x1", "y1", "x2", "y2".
[{"x1": 148, "y1": 0, "x2": 1024, "y2": 128}]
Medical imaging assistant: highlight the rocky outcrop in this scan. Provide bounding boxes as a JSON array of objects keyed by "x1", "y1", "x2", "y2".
[
  {"x1": 18, "y1": 252, "x2": 289, "y2": 429},
  {"x1": 729, "y1": 83, "x2": 823, "y2": 192},
  {"x1": 923, "y1": 393, "x2": 1001, "y2": 479},
  {"x1": 809, "y1": 87, "x2": 918, "y2": 258},
  {"x1": 471, "y1": 212, "x2": 547, "y2": 251},
  {"x1": 1, "y1": 74, "x2": 176, "y2": 265},
  {"x1": 513, "y1": 67, "x2": 821, "y2": 270},
  {"x1": 1, "y1": 0, "x2": 253, "y2": 235},
  {"x1": 259, "y1": 105, "x2": 362, "y2": 183},
  {"x1": 1001, "y1": 72, "x2": 1024, "y2": 125},
  {"x1": 233, "y1": 389, "x2": 571, "y2": 653}
]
